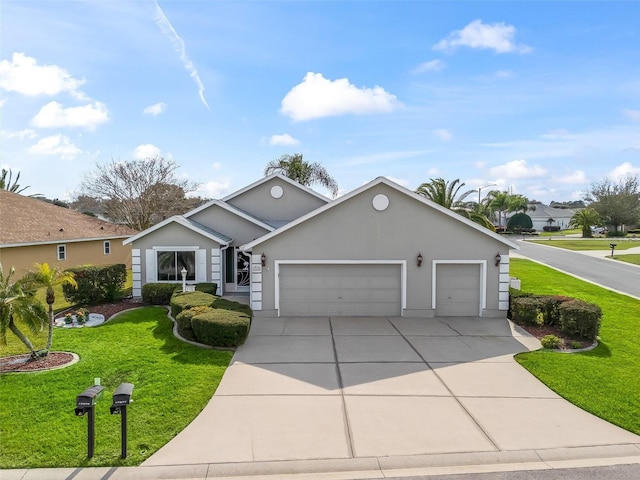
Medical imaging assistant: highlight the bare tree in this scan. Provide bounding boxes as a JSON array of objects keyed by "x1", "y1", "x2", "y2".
[{"x1": 80, "y1": 157, "x2": 200, "y2": 231}]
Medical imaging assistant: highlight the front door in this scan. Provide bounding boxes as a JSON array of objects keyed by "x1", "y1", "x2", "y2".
[{"x1": 224, "y1": 247, "x2": 251, "y2": 293}]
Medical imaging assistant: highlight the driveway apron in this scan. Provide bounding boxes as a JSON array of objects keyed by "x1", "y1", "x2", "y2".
[{"x1": 144, "y1": 316, "x2": 640, "y2": 466}]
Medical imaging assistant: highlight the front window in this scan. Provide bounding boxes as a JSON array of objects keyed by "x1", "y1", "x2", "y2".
[
  {"x1": 157, "y1": 251, "x2": 196, "y2": 281},
  {"x1": 57, "y1": 244, "x2": 66, "y2": 261}
]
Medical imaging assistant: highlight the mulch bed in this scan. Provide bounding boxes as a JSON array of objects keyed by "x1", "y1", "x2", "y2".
[
  {"x1": 515, "y1": 323, "x2": 593, "y2": 350},
  {"x1": 0, "y1": 299, "x2": 145, "y2": 373}
]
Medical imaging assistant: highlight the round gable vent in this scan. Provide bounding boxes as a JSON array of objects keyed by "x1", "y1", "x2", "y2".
[
  {"x1": 372, "y1": 194, "x2": 389, "y2": 211},
  {"x1": 270, "y1": 185, "x2": 284, "y2": 199}
]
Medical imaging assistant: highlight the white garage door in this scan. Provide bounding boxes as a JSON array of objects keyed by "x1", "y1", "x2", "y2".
[
  {"x1": 435, "y1": 264, "x2": 481, "y2": 316},
  {"x1": 279, "y1": 264, "x2": 402, "y2": 317}
]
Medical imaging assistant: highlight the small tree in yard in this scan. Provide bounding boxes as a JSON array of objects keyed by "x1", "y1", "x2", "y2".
[
  {"x1": 569, "y1": 208, "x2": 601, "y2": 238},
  {"x1": 21, "y1": 263, "x2": 77, "y2": 351},
  {"x1": 586, "y1": 176, "x2": 640, "y2": 233},
  {"x1": 0, "y1": 264, "x2": 48, "y2": 358}
]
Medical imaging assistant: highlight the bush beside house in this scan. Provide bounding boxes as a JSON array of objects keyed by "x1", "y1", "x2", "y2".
[{"x1": 62, "y1": 264, "x2": 126, "y2": 305}]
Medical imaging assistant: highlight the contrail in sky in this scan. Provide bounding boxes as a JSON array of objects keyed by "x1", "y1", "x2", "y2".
[{"x1": 153, "y1": 1, "x2": 210, "y2": 110}]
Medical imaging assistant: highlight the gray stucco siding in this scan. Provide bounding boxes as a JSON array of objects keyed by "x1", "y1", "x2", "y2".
[
  {"x1": 130, "y1": 222, "x2": 222, "y2": 296},
  {"x1": 249, "y1": 184, "x2": 509, "y2": 317},
  {"x1": 188, "y1": 205, "x2": 270, "y2": 246},
  {"x1": 227, "y1": 177, "x2": 327, "y2": 224}
]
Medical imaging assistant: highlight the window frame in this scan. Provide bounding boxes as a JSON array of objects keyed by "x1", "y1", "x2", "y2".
[
  {"x1": 155, "y1": 249, "x2": 197, "y2": 282},
  {"x1": 104, "y1": 240, "x2": 111, "y2": 255},
  {"x1": 57, "y1": 244, "x2": 66, "y2": 261}
]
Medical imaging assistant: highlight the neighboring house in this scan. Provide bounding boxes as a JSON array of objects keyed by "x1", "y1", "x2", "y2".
[
  {"x1": 510, "y1": 204, "x2": 577, "y2": 232},
  {"x1": 0, "y1": 189, "x2": 137, "y2": 276},
  {"x1": 125, "y1": 174, "x2": 518, "y2": 318}
]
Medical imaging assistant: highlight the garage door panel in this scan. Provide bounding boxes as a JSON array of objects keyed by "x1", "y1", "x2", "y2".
[
  {"x1": 279, "y1": 264, "x2": 401, "y2": 317},
  {"x1": 436, "y1": 264, "x2": 481, "y2": 317}
]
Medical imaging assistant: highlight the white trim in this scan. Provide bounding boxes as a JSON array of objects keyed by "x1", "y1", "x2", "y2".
[
  {"x1": 431, "y1": 260, "x2": 486, "y2": 316},
  {"x1": 222, "y1": 173, "x2": 330, "y2": 203},
  {"x1": 57, "y1": 244, "x2": 66, "y2": 261},
  {"x1": 274, "y1": 260, "x2": 407, "y2": 317},
  {"x1": 240, "y1": 177, "x2": 519, "y2": 251},
  {"x1": 1, "y1": 235, "x2": 131, "y2": 249},
  {"x1": 123, "y1": 215, "x2": 231, "y2": 245},
  {"x1": 103, "y1": 240, "x2": 111, "y2": 255},
  {"x1": 184, "y1": 199, "x2": 275, "y2": 232}
]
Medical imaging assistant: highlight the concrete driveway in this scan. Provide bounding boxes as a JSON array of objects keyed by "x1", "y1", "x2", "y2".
[{"x1": 145, "y1": 316, "x2": 640, "y2": 470}]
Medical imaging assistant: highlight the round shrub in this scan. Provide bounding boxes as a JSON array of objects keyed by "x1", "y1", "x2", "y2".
[
  {"x1": 170, "y1": 291, "x2": 215, "y2": 318},
  {"x1": 510, "y1": 296, "x2": 543, "y2": 325},
  {"x1": 541, "y1": 334, "x2": 561, "y2": 349},
  {"x1": 191, "y1": 309, "x2": 251, "y2": 348},
  {"x1": 507, "y1": 213, "x2": 533, "y2": 232},
  {"x1": 558, "y1": 299, "x2": 602, "y2": 340},
  {"x1": 142, "y1": 283, "x2": 180, "y2": 305},
  {"x1": 175, "y1": 306, "x2": 214, "y2": 341}
]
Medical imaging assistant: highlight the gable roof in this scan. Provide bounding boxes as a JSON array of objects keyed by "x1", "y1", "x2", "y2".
[
  {"x1": 222, "y1": 173, "x2": 330, "y2": 203},
  {"x1": 0, "y1": 189, "x2": 137, "y2": 247},
  {"x1": 240, "y1": 177, "x2": 520, "y2": 251},
  {"x1": 123, "y1": 215, "x2": 231, "y2": 246},
  {"x1": 184, "y1": 199, "x2": 275, "y2": 231}
]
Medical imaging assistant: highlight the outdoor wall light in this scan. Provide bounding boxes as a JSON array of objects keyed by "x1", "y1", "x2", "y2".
[
  {"x1": 261, "y1": 253, "x2": 266, "y2": 267},
  {"x1": 495, "y1": 253, "x2": 502, "y2": 266},
  {"x1": 417, "y1": 253, "x2": 423, "y2": 267}
]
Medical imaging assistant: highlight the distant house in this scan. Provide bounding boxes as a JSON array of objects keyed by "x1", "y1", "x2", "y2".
[
  {"x1": 125, "y1": 174, "x2": 518, "y2": 318},
  {"x1": 0, "y1": 190, "x2": 137, "y2": 276},
  {"x1": 524, "y1": 204, "x2": 577, "y2": 232}
]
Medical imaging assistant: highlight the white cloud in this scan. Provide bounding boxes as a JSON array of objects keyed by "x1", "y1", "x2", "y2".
[
  {"x1": 553, "y1": 170, "x2": 588, "y2": 184},
  {"x1": 143, "y1": 102, "x2": 167, "y2": 115},
  {"x1": 609, "y1": 162, "x2": 640, "y2": 179},
  {"x1": 269, "y1": 134, "x2": 300, "y2": 146},
  {"x1": 0, "y1": 52, "x2": 86, "y2": 98},
  {"x1": 1, "y1": 128, "x2": 37, "y2": 140},
  {"x1": 153, "y1": 1, "x2": 209, "y2": 110},
  {"x1": 623, "y1": 109, "x2": 640, "y2": 122},
  {"x1": 433, "y1": 129, "x2": 453, "y2": 141},
  {"x1": 193, "y1": 178, "x2": 231, "y2": 198},
  {"x1": 412, "y1": 60, "x2": 446, "y2": 74},
  {"x1": 488, "y1": 159, "x2": 547, "y2": 180},
  {"x1": 31, "y1": 101, "x2": 109, "y2": 130},
  {"x1": 433, "y1": 19, "x2": 531, "y2": 54},
  {"x1": 28, "y1": 134, "x2": 82, "y2": 159},
  {"x1": 280, "y1": 72, "x2": 400, "y2": 121},
  {"x1": 133, "y1": 144, "x2": 162, "y2": 160}
]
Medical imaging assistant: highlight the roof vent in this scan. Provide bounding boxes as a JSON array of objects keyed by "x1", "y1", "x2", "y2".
[
  {"x1": 100, "y1": 226, "x2": 104, "y2": 230},
  {"x1": 59, "y1": 228, "x2": 64, "y2": 232}
]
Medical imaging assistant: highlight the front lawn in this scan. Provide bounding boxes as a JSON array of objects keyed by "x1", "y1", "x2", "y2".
[
  {"x1": 528, "y1": 239, "x2": 640, "y2": 251},
  {"x1": 511, "y1": 258, "x2": 640, "y2": 435},
  {"x1": 0, "y1": 307, "x2": 232, "y2": 468},
  {"x1": 613, "y1": 254, "x2": 640, "y2": 266}
]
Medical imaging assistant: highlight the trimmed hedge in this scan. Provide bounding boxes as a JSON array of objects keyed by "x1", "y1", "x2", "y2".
[
  {"x1": 142, "y1": 283, "x2": 179, "y2": 305},
  {"x1": 195, "y1": 283, "x2": 218, "y2": 295},
  {"x1": 510, "y1": 292, "x2": 602, "y2": 340},
  {"x1": 62, "y1": 264, "x2": 127, "y2": 305},
  {"x1": 191, "y1": 309, "x2": 250, "y2": 348},
  {"x1": 170, "y1": 291, "x2": 215, "y2": 318},
  {"x1": 507, "y1": 213, "x2": 533, "y2": 232},
  {"x1": 558, "y1": 300, "x2": 602, "y2": 340},
  {"x1": 175, "y1": 305, "x2": 214, "y2": 341}
]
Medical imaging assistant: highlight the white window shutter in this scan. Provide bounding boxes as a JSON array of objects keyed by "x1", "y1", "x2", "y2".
[
  {"x1": 146, "y1": 250, "x2": 156, "y2": 283},
  {"x1": 196, "y1": 249, "x2": 207, "y2": 282}
]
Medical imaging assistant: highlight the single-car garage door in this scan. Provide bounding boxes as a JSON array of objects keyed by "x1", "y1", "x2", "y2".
[
  {"x1": 435, "y1": 264, "x2": 481, "y2": 316},
  {"x1": 279, "y1": 264, "x2": 402, "y2": 317}
]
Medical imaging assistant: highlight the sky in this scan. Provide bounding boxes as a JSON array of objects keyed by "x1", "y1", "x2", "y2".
[{"x1": 1, "y1": 1, "x2": 639, "y2": 204}]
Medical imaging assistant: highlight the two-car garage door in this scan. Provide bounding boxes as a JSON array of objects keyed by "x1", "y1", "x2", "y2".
[{"x1": 279, "y1": 264, "x2": 402, "y2": 317}]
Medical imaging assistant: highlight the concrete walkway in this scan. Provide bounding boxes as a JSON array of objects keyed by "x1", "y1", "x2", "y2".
[{"x1": 138, "y1": 316, "x2": 640, "y2": 475}]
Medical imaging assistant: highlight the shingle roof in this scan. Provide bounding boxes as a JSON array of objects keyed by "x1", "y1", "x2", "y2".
[{"x1": 0, "y1": 190, "x2": 138, "y2": 246}]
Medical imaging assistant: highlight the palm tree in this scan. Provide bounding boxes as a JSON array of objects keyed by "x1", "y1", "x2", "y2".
[
  {"x1": 264, "y1": 154, "x2": 339, "y2": 197},
  {"x1": 508, "y1": 194, "x2": 536, "y2": 214},
  {"x1": 416, "y1": 178, "x2": 475, "y2": 209},
  {"x1": 569, "y1": 208, "x2": 601, "y2": 238},
  {"x1": 21, "y1": 263, "x2": 77, "y2": 351},
  {"x1": 0, "y1": 264, "x2": 48, "y2": 358},
  {"x1": 416, "y1": 178, "x2": 494, "y2": 230},
  {"x1": 486, "y1": 191, "x2": 511, "y2": 229},
  {"x1": 0, "y1": 168, "x2": 30, "y2": 194}
]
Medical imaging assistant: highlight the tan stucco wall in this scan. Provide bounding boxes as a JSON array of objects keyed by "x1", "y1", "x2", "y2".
[
  {"x1": 0, "y1": 238, "x2": 132, "y2": 277},
  {"x1": 251, "y1": 184, "x2": 510, "y2": 317}
]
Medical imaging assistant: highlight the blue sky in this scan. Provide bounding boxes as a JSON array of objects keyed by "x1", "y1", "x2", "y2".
[{"x1": 1, "y1": 1, "x2": 639, "y2": 203}]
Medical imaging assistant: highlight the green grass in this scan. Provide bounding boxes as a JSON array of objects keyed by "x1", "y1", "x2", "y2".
[
  {"x1": 613, "y1": 254, "x2": 640, "y2": 265},
  {"x1": 537, "y1": 228, "x2": 581, "y2": 237},
  {"x1": 0, "y1": 307, "x2": 232, "y2": 468},
  {"x1": 512, "y1": 258, "x2": 640, "y2": 435},
  {"x1": 528, "y1": 238, "x2": 640, "y2": 251}
]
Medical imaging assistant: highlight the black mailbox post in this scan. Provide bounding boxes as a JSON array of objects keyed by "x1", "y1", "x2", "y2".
[
  {"x1": 75, "y1": 385, "x2": 104, "y2": 459},
  {"x1": 610, "y1": 243, "x2": 617, "y2": 257},
  {"x1": 110, "y1": 383, "x2": 134, "y2": 459}
]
